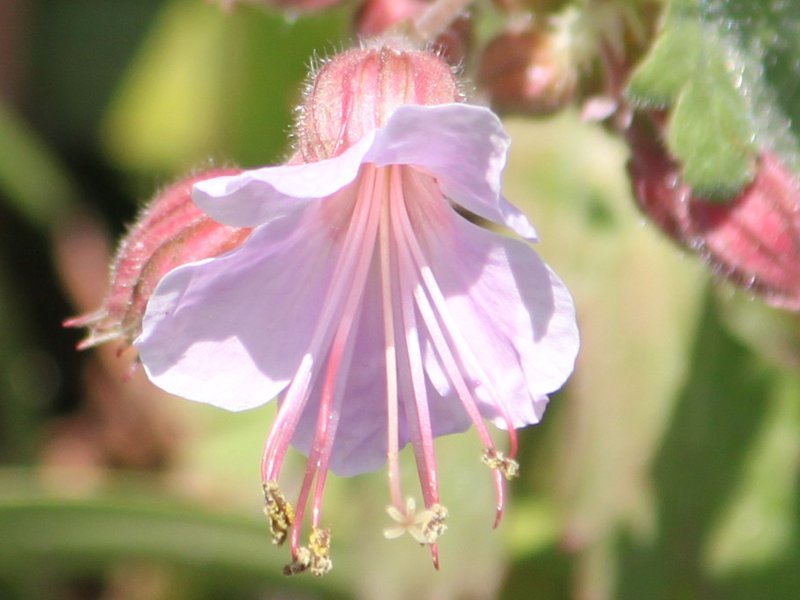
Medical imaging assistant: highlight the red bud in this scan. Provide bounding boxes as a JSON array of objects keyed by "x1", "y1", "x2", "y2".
[
  {"x1": 64, "y1": 170, "x2": 253, "y2": 349},
  {"x1": 627, "y1": 113, "x2": 800, "y2": 310}
]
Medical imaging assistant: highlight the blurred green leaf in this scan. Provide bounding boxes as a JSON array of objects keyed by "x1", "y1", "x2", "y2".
[
  {"x1": 705, "y1": 372, "x2": 800, "y2": 575},
  {"x1": 627, "y1": 0, "x2": 800, "y2": 199},
  {"x1": 615, "y1": 293, "x2": 800, "y2": 599},
  {"x1": 30, "y1": 0, "x2": 163, "y2": 146},
  {"x1": 0, "y1": 469, "x2": 347, "y2": 597},
  {"x1": 0, "y1": 259, "x2": 42, "y2": 461},
  {"x1": 0, "y1": 102, "x2": 78, "y2": 231},
  {"x1": 503, "y1": 112, "x2": 708, "y2": 598},
  {"x1": 102, "y1": 0, "x2": 349, "y2": 175}
]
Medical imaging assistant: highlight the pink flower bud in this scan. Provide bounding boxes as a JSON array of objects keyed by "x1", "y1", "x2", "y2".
[
  {"x1": 354, "y1": 0, "x2": 471, "y2": 65},
  {"x1": 295, "y1": 41, "x2": 462, "y2": 162},
  {"x1": 627, "y1": 114, "x2": 800, "y2": 310},
  {"x1": 478, "y1": 24, "x2": 580, "y2": 115},
  {"x1": 64, "y1": 170, "x2": 253, "y2": 349},
  {"x1": 355, "y1": 0, "x2": 427, "y2": 35}
]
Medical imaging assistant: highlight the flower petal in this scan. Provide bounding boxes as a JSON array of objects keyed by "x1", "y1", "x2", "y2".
[
  {"x1": 289, "y1": 254, "x2": 470, "y2": 476},
  {"x1": 367, "y1": 104, "x2": 538, "y2": 240},
  {"x1": 191, "y1": 134, "x2": 375, "y2": 228},
  {"x1": 135, "y1": 194, "x2": 355, "y2": 411},
  {"x1": 402, "y1": 170, "x2": 578, "y2": 428}
]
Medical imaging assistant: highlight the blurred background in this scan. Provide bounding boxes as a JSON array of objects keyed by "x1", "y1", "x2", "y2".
[{"x1": 1, "y1": 1, "x2": 799, "y2": 598}]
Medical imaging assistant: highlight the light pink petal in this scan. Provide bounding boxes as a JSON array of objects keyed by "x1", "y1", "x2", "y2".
[
  {"x1": 191, "y1": 134, "x2": 375, "y2": 227},
  {"x1": 367, "y1": 104, "x2": 538, "y2": 240},
  {"x1": 403, "y1": 172, "x2": 578, "y2": 428},
  {"x1": 135, "y1": 191, "x2": 355, "y2": 411},
  {"x1": 290, "y1": 252, "x2": 471, "y2": 476}
]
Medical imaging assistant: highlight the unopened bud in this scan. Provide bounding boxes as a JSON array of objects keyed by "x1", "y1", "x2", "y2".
[
  {"x1": 296, "y1": 41, "x2": 462, "y2": 162},
  {"x1": 627, "y1": 113, "x2": 800, "y2": 311},
  {"x1": 356, "y1": 0, "x2": 426, "y2": 35},
  {"x1": 478, "y1": 24, "x2": 580, "y2": 115},
  {"x1": 355, "y1": 1, "x2": 471, "y2": 65},
  {"x1": 64, "y1": 170, "x2": 252, "y2": 349}
]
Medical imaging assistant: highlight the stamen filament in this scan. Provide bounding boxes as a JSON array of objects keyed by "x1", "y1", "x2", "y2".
[
  {"x1": 379, "y1": 167, "x2": 405, "y2": 512},
  {"x1": 261, "y1": 167, "x2": 382, "y2": 482},
  {"x1": 390, "y1": 170, "x2": 510, "y2": 526},
  {"x1": 393, "y1": 171, "x2": 520, "y2": 459},
  {"x1": 389, "y1": 167, "x2": 441, "y2": 510},
  {"x1": 288, "y1": 166, "x2": 384, "y2": 554}
]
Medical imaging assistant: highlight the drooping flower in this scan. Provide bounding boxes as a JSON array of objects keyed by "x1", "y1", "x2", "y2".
[{"x1": 134, "y1": 41, "x2": 579, "y2": 575}]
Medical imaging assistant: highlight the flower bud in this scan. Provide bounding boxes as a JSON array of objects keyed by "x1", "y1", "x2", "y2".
[
  {"x1": 478, "y1": 23, "x2": 580, "y2": 115},
  {"x1": 627, "y1": 113, "x2": 800, "y2": 310},
  {"x1": 354, "y1": 0, "x2": 471, "y2": 65},
  {"x1": 296, "y1": 42, "x2": 461, "y2": 162},
  {"x1": 355, "y1": 0, "x2": 427, "y2": 35},
  {"x1": 65, "y1": 170, "x2": 253, "y2": 349}
]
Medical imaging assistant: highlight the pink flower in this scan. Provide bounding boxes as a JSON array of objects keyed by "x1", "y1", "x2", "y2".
[{"x1": 135, "y1": 43, "x2": 579, "y2": 575}]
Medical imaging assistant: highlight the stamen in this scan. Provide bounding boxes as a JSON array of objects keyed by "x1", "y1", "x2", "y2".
[
  {"x1": 389, "y1": 167, "x2": 512, "y2": 527},
  {"x1": 482, "y1": 448, "x2": 520, "y2": 480},
  {"x1": 390, "y1": 166, "x2": 441, "y2": 511},
  {"x1": 421, "y1": 504, "x2": 448, "y2": 544},
  {"x1": 396, "y1": 171, "x2": 521, "y2": 459},
  {"x1": 290, "y1": 166, "x2": 383, "y2": 553},
  {"x1": 283, "y1": 547, "x2": 311, "y2": 576},
  {"x1": 308, "y1": 527, "x2": 333, "y2": 577},
  {"x1": 262, "y1": 481, "x2": 294, "y2": 546},
  {"x1": 262, "y1": 167, "x2": 383, "y2": 484},
  {"x1": 283, "y1": 528, "x2": 333, "y2": 577},
  {"x1": 379, "y1": 167, "x2": 404, "y2": 511}
]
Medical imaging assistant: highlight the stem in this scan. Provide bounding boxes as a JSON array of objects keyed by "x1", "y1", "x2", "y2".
[{"x1": 414, "y1": 0, "x2": 473, "y2": 42}]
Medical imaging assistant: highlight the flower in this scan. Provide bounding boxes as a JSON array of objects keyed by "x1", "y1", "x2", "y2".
[{"x1": 134, "y1": 43, "x2": 579, "y2": 574}]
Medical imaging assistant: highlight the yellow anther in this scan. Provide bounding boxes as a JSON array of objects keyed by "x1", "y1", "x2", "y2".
[
  {"x1": 421, "y1": 504, "x2": 448, "y2": 544},
  {"x1": 308, "y1": 527, "x2": 333, "y2": 577},
  {"x1": 262, "y1": 481, "x2": 294, "y2": 545},
  {"x1": 481, "y1": 448, "x2": 520, "y2": 480},
  {"x1": 282, "y1": 527, "x2": 333, "y2": 577}
]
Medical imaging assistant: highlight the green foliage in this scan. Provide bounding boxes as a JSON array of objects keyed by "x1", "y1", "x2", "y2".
[{"x1": 627, "y1": 0, "x2": 800, "y2": 199}]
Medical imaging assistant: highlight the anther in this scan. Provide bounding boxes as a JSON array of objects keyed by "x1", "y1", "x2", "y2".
[
  {"x1": 283, "y1": 528, "x2": 333, "y2": 577},
  {"x1": 421, "y1": 504, "x2": 448, "y2": 544},
  {"x1": 308, "y1": 527, "x2": 333, "y2": 576},
  {"x1": 481, "y1": 448, "x2": 520, "y2": 480},
  {"x1": 283, "y1": 547, "x2": 311, "y2": 576},
  {"x1": 263, "y1": 481, "x2": 294, "y2": 545}
]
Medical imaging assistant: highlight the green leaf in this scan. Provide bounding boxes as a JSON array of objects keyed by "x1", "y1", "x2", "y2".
[
  {"x1": 627, "y1": 0, "x2": 800, "y2": 199},
  {"x1": 101, "y1": 0, "x2": 349, "y2": 175},
  {"x1": 0, "y1": 102, "x2": 78, "y2": 231},
  {"x1": 0, "y1": 469, "x2": 348, "y2": 597}
]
